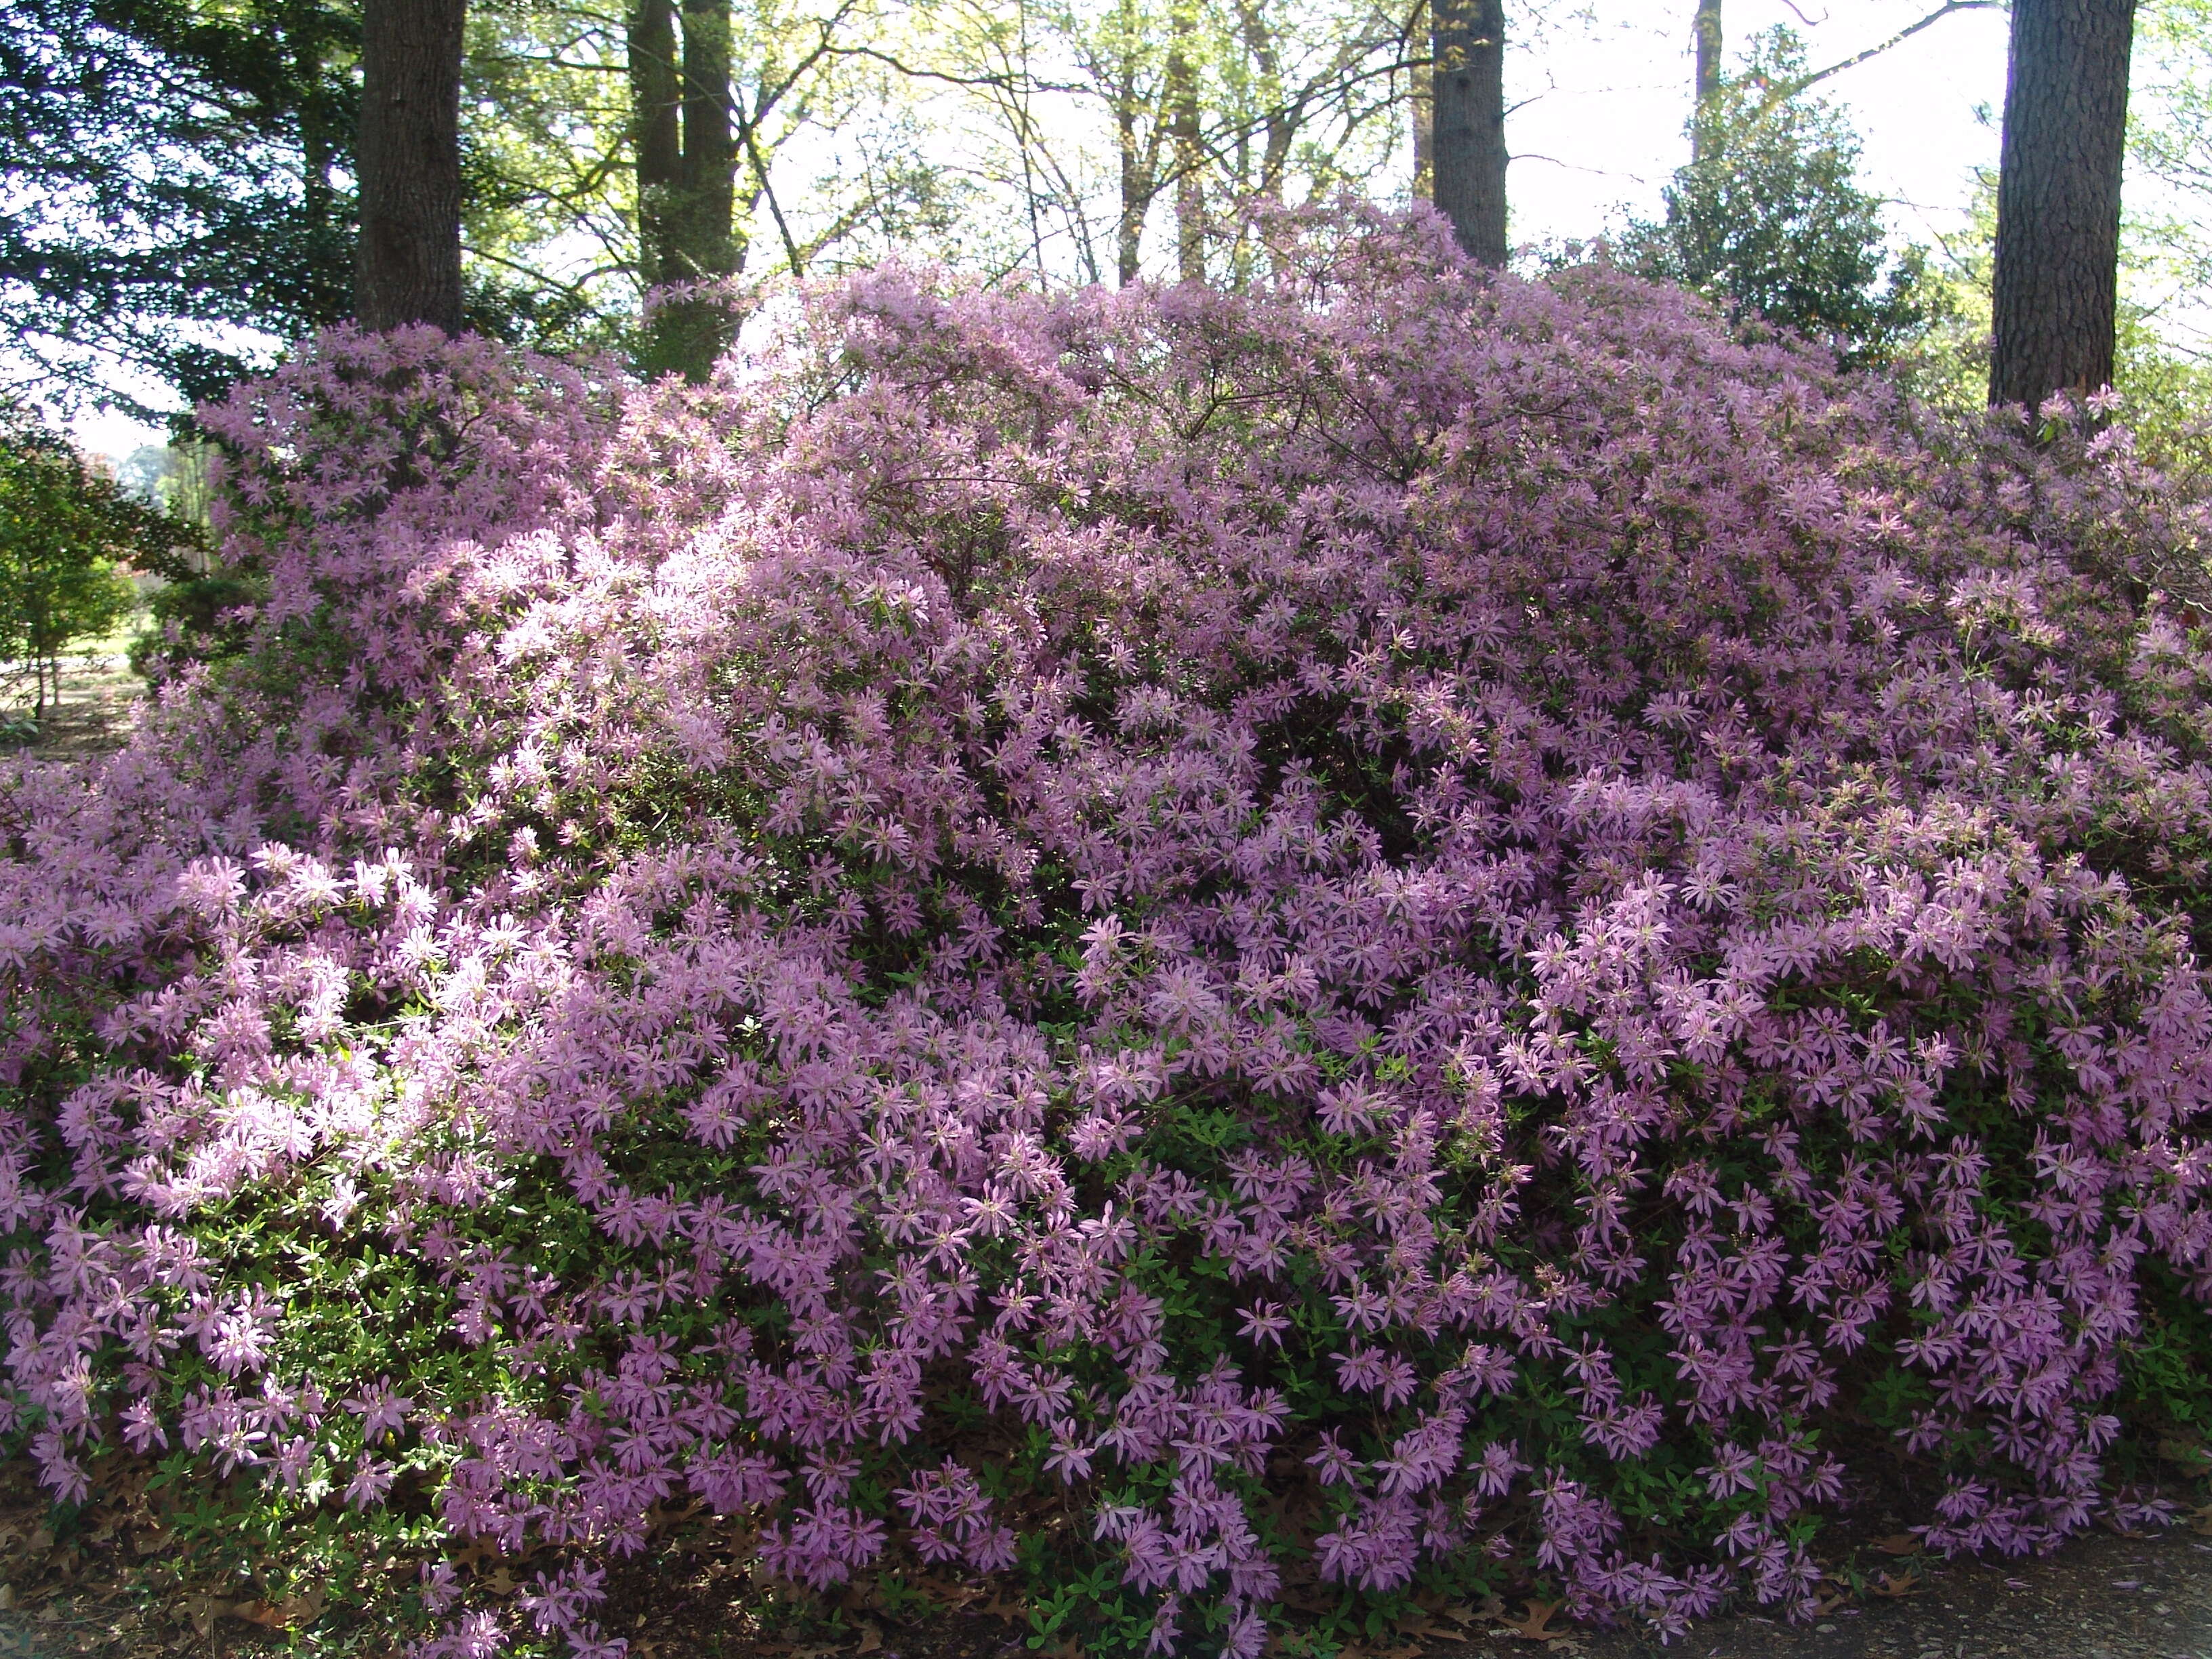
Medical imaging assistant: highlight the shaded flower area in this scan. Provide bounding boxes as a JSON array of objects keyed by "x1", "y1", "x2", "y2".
[{"x1": 5, "y1": 207, "x2": 2212, "y2": 1656}]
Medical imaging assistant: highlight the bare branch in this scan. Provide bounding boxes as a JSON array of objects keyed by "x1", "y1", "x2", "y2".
[{"x1": 1779, "y1": 1, "x2": 2003, "y2": 102}]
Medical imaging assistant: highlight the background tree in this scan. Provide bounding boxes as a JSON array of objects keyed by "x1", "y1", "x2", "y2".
[
  {"x1": 2116, "y1": 0, "x2": 2212, "y2": 393},
  {"x1": 1692, "y1": 0, "x2": 1720, "y2": 159},
  {"x1": 1622, "y1": 30, "x2": 1937, "y2": 369},
  {"x1": 909, "y1": 0, "x2": 1418, "y2": 287},
  {"x1": 356, "y1": 0, "x2": 468, "y2": 329},
  {"x1": 1685, "y1": 3, "x2": 2001, "y2": 163},
  {"x1": 0, "y1": 0, "x2": 357, "y2": 411},
  {"x1": 1989, "y1": 0, "x2": 2139, "y2": 409},
  {"x1": 1429, "y1": 0, "x2": 1504, "y2": 263},
  {"x1": 0, "y1": 414, "x2": 176, "y2": 718}
]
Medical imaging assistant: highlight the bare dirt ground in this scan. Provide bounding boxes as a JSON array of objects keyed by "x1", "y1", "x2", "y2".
[
  {"x1": 1, "y1": 1520, "x2": 2209, "y2": 1658},
  {"x1": 1, "y1": 655, "x2": 142, "y2": 761}
]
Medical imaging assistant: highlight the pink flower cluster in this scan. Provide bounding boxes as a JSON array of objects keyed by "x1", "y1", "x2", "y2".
[{"x1": 5, "y1": 206, "x2": 2212, "y2": 1654}]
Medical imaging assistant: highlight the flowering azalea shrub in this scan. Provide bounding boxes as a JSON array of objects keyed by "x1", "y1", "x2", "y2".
[{"x1": 6, "y1": 208, "x2": 2212, "y2": 1656}]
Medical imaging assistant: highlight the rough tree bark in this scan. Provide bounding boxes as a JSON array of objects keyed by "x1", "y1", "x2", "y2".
[
  {"x1": 678, "y1": 0, "x2": 737, "y2": 281},
  {"x1": 632, "y1": 0, "x2": 741, "y2": 379},
  {"x1": 630, "y1": 0, "x2": 682, "y2": 291},
  {"x1": 354, "y1": 0, "x2": 466, "y2": 331},
  {"x1": 1168, "y1": 0, "x2": 1204, "y2": 281},
  {"x1": 1989, "y1": 0, "x2": 2138, "y2": 409},
  {"x1": 1691, "y1": 0, "x2": 1723, "y2": 161},
  {"x1": 1112, "y1": 0, "x2": 1166, "y2": 289},
  {"x1": 1429, "y1": 0, "x2": 1505, "y2": 266},
  {"x1": 1411, "y1": 16, "x2": 1433, "y2": 203}
]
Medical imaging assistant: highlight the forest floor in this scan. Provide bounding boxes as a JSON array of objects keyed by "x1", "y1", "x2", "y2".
[
  {"x1": 1, "y1": 652, "x2": 142, "y2": 761},
  {"x1": 0, "y1": 1507, "x2": 2207, "y2": 1659}
]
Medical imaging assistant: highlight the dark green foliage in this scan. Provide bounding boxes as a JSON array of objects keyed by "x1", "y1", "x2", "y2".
[
  {"x1": 1620, "y1": 30, "x2": 1939, "y2": 371},
  {"x1": 0, "y1": 412, "x2": 188, "y2": 714},
  {"x1": 0, "y1": 0, "x2": 359, "y2": 411},
  {"x1": 0, "y1": 0, "x2": 585, "y2": 416}
]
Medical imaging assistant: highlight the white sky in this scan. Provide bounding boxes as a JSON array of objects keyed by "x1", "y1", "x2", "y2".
[
  {"x1": 1507, "y1": 0, "x2": 2013, "y2": 251},
  {"x1": 70, "y1": 1, "x2": 2033, "y2": 460}
]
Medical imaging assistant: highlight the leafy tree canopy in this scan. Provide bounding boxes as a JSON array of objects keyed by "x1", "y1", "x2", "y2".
[
  {"x1": 1619, "y1": 29, "x2": 1938, "y2": 369},
  {"x1": 0, "y1": 410, "x2": 189, "y2": 716},
  {"x1": 0, "y1": 0, "x2": 359, "y2": 414}
]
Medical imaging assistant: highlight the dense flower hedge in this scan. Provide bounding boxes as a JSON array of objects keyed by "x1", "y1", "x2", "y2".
[{"x1": 7, "y1": 209, "x2": 2212, "y2": 1656}]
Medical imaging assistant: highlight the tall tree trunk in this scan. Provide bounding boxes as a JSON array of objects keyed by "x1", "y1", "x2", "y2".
[
  {"x1": 630, "y1": 0, "x2": 681, "y2": 291},
  {"x1": 679, "y1": 0, "x2": 737, "y2": 280},
  {"x1": 1410, "y1": 0, "x2": 1433, "y2": 201},
  {"x1": 355, "y1": 0, "x2": 466, "y2": 332},
  {"x1": 1691, "y1": 0, "x2": 1723, "y2": 161},
  {"x1": 1234, "y1": 0, "x2": 1291, "y2": 199},
  {"x1": 1117, "y1": 81, "x2": 1145, "y2": 286},
  {"x1": 1113, "y1": 3, "x2": 1164, "y2": 289},
  {"x1": 634, "y1": 0, "x2": 739, "y2": 379},
  {"x1": 1168, "y1": 0, "x2": 1204, "y2": 282},
  {"x1": 1430, "y1": 0, "x2": 1505, "y2": 266},
  {"x1": 1988, "y1": 0, "x2": 2137, "y2": 410}
]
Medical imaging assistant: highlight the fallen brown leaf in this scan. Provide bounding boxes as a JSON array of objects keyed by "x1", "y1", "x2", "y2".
[
  {"x1": 1871, "y1": 1570, "x2": 1921, "y2": 1599},
  {"x1": 1870, "y1": 1533, "x2": 1922, "y2": 1556},
  {"x1": 1498, "y1": 1599, "x2": 1566, "y2": 1641},
  {"x1": 855, "y1": 1621, "x2": 883, "y2": 1654}
]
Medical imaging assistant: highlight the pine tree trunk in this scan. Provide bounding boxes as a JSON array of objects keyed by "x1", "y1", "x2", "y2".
[
  {"x1": 1988, "y1": 0, "x2": 2137, "y2": 410},
  {"x1": 355, "y1": 0, "x2": 466, "y2": 332},
  {"x1": 630, "y1": 0, "x2": 681, "y2": 290},
  {"x1": 1168, "y1": 0, "x2": 1205, "y2": 282},
  {"x1": 678, "y1": 0, "x2": 737, "y2": 280},
  {"x1": 1411, "y1": 0, "x2": 1433, "y2": 203},
  {"x1": 634, "y1": 0, "x2": 739, "y2": 380},
  {"x1": 1691, "y1": 0, "x2": 1723, "y2": 161},
  {"x1": 1430, "y1": 0, "x2": 1505, "y2": 266}
]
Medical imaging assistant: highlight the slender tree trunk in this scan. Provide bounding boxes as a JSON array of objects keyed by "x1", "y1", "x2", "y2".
[
  {"x1": 1117, "y1": 87, "x2": 1145, "y2": 287},
  {"x1": 679, "y1": 0, "x2": 737, "y2": 280},
  {"x1": 355, "y1": 0, "x2": 466, "y2": 332},
  {"x1": 634, "y1": 0, "x2": 739, "y2": 379},
  {"x1": 1168, "y1": 0, "x2": 1204, "y2": 282},
  {"x1": 1691, "y1": 0, "x2": 1723, "y2": 161},
  {"x1": 1411, "y1": 0, "x2": 1433, "y2": 202},
  {"x1": 1234, "y1": 0, "x2": 1291, "y2": 199},
  {"x1": 1988, "y1": 0, "x2": 2137, "y2": 410},
  {"x1": 630, "y1": 0, "x2": 681, "y2": 290},
  {"x1": 1430, "y1": 0, "x2": 1505, "y2": 265},
  {"x1": 1113, "y1": 19, "x2": 1164, "y2": 289},
  {"x1": 289, "y1": 0, "x2": 338, "y2": 251}
]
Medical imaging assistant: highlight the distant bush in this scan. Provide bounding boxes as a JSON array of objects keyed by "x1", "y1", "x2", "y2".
[
  {"x1": 0, "y1": 415, "x2": 173, "y2": 718},
  {"x1": 5, "y1": 209, "x2": 2212, "y2": 1657},
  {"x1": 1620, "y1": 30, "x2": 1940, "y2": 371}
]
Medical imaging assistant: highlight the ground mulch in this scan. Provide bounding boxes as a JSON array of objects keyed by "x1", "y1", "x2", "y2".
[{"x1": 0, "y1": 1482, "x2": 2208, "y2": 1659}]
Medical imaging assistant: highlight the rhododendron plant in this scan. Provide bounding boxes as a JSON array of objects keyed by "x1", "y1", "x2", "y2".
[{"x1": 5, "y1": 206, "x2": 2212, "y2": 1656}]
